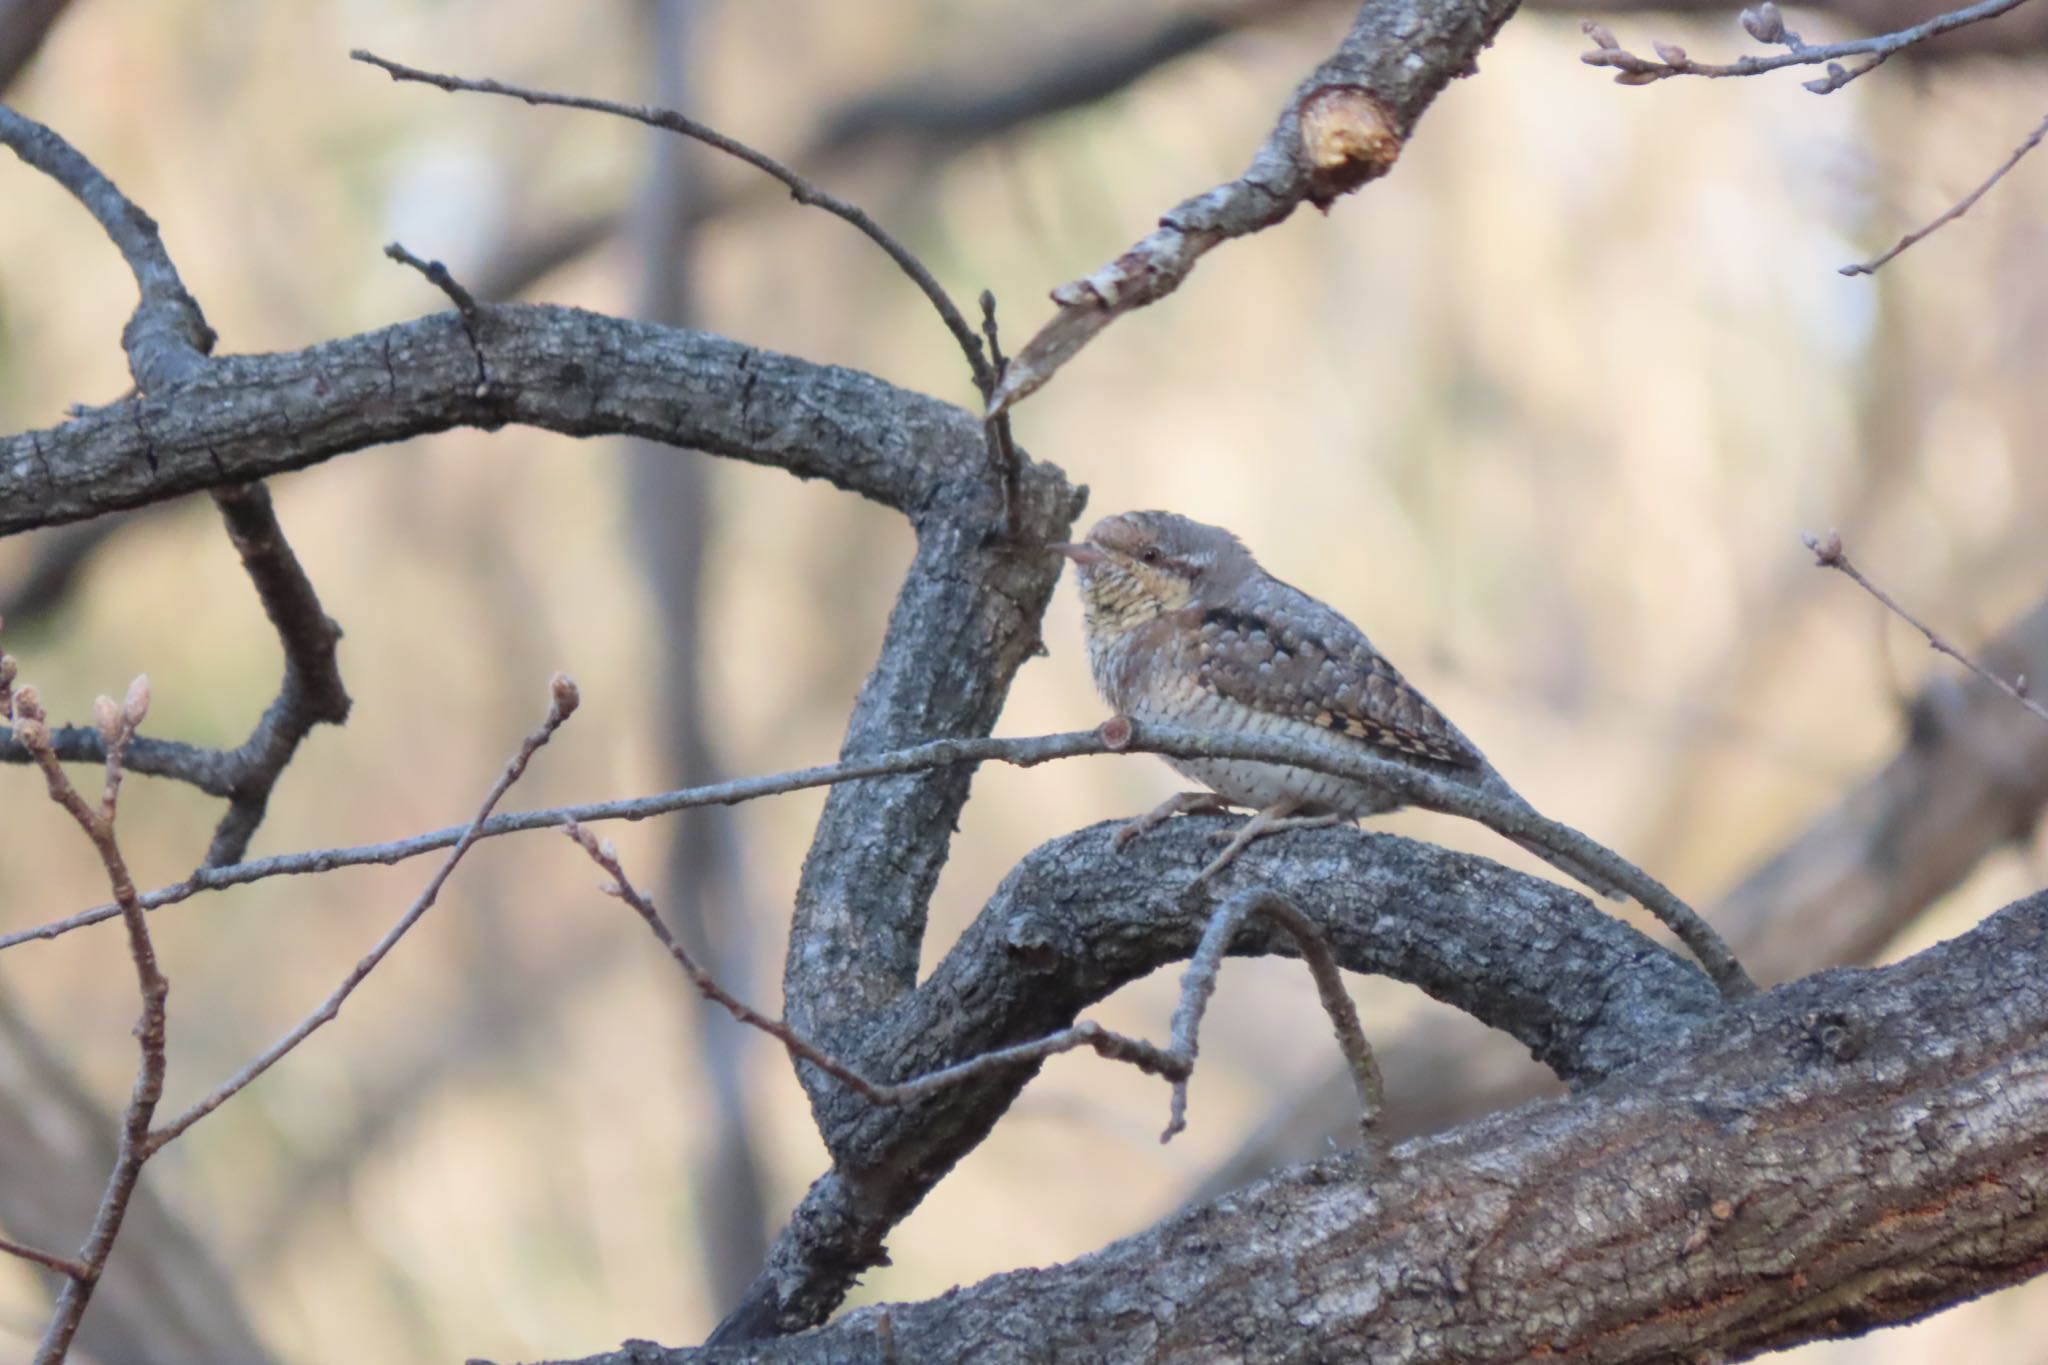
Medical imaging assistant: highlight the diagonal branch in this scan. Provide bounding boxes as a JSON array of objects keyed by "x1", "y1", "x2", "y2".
[
  {"x1": 1841, "y1": 109, "x2": 2048, "y2": 275},
  {"x1": 145, "y1": 676, "x2": 577, "y2": 1150},
  {"x1": 351, "y1": 49, "x2": 994, "y2": 398},
  {"x1": 1805, "y1": 529, "x2": 2048, "y2": 727},
  {"x1": 4, "y1": 655, "x2": 166, "y2": 1365},
  {"x1": 987, "y1": 0, "x2": 1521, "y2": 413}
]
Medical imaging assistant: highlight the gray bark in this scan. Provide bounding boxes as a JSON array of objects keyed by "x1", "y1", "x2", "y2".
[{"x1": 542, "y1": 884, "x2": 2048, "y2": 1365}]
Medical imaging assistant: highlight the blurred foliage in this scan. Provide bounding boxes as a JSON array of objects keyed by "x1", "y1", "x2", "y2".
[{"x1": 0, "y1": 1, "x2": 2045, "y2": 1360}]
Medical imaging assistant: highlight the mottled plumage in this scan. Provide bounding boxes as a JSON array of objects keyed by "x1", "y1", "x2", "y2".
[{"x1": 1052, "y1": 510, "x2": 1621, "y2": 897}]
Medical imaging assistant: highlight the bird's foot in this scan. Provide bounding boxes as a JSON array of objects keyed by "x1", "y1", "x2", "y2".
[
  {"x1": 1111, "y1": 790, "x2": 1235, "y2": 852},
  {"x1": 1192, "y1": 803, "x2": 1345, "y2": 885}
]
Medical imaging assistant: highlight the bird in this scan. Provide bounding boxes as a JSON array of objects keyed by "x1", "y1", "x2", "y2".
[{"x1": 1048, "y1": 510, "x2": 1623, "y2": 898}]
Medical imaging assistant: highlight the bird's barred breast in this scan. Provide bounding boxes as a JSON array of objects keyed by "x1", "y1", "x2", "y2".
[{"x1": 1133, "y1": 682, "x2": 1400, "y2": 818}]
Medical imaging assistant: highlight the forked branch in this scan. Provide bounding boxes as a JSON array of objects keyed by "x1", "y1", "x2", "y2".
[{"x1": 569, "y1": 829, "x2": 1385, "y2": 1148}]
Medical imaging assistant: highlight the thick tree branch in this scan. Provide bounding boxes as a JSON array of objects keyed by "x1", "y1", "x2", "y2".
[
  {"x1": 988, "y1": 0, "x2": 1521, "y2": 413},
  {"x1": 548, "y1": 885, "x2": 2048, "y2": 1365},
  {"x1": 0, "y1": 304, "x2": 1052, "y2": 535},
  {"x1": 0, "y1": 101, "x2": 213, "y2": 389},
  {"x1": 715, "y1": 815, "x2": 1718, "y2": 1341}
]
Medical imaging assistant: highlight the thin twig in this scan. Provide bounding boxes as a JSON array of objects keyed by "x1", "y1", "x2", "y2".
[
  {"x1": 143, "y1": 674, "x2": 579, "y2": 1150},
  {"x1": 979, "y1": 289, "x2": 1022, "y2": 540},
  {"x1": 0, "y1": 1234, "x2": 87, "y2": 1282},
  {"x1": 1841, "y1": 111, "x2": 2048, "y2": 276},
  {"x1": 1578, "y1": 0, "x2": 2032, "y2": 94},
  {"x1": 3, "y1": 717, "x2": 1751, "y2": 995},
  {"x1": 5, "y1": 655, "x2": 166, "y2": 1365},
  {"x1": 1163, "y1": 890, "x2": 1386, "y2": 1150},
  {"x1": 576, "y1": 836, "x2": 1383, "y2": 1149},
  {"x1": 351, "y1": 49, "x2": 994, "y2": 396},
  {"x1": 383, "y1": 240, "x2": 479, "y2": 317},
  {"x1": 567, "y1": 827, "x2": 1184, "y2": 1104},
  {"x1": 1804, "y1": 531, "x2": 2048, "y2": 727}
]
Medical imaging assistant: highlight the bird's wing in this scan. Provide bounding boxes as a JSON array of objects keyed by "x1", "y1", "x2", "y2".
[{"x1": 1189, "y1": 583, "x2": 1483, "y2": 769}]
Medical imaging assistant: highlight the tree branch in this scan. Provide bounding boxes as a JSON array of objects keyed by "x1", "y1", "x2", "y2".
[
  {"x1": 715, "y1": 813, "x2": 1719, "y2": 1341},
  {"x1": 145, "y1": 675, "x2": 577, "y2": 1150},
  {"x1": 1578, "y1": 0, "x2": 2034, "y2": 94},
  {"x1": 544, "y1": 884, "x2": 2048, "y2": 1365},
  {"x1": 351, "y1": 49, "x2": 994, "y2": 397},
  {"x1": 988, "y1": 0, "x2": 1521, "y2": 413},
  {"x1": 0, "y1": 100, "x2": 213, "y2": 389},
  {"x1": 0, "y1": 303, "x2": 1051, "y2": 535},
  {"x1": 3, "y1": 721, "x2": 1746, "y2": 1003},
  {"x1": 1805, "y1": 529, "x2": 2048, "y2": 727}
]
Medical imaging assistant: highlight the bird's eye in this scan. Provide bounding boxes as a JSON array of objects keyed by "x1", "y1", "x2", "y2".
[{"x1": 1139, "y1": 547, "x2": 1162, "y2": 565}]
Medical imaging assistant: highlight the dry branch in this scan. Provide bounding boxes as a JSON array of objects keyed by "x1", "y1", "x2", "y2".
[
  {"x1": 1842, "y1": 110, "x2": 2048, "y2": 275},
  {"x1": 1805, "y1": 529, "x2": 2048, "y2": 727},
  {"x1": 577, "y1": 828, "x2": 1386, "y2": 1148},
  {"x1": 2, "y1": 719, "x2": 1750, "y2": 997},
  {"x1": 1578, "y1": 0, "x2": 2033, "y2": 93},
  {"x1": 147, "y1": 676, "x2": 577, "y2": 1149},
  {"x1": 987, "y1": 0, "x2": 1520, "y2": 413},
  {"x1": 352, "y1": 50, "x2": 994, "y2": 398},
  {"x1": 567, "y1": 884, "x2": 2048, "y2": 1364}
]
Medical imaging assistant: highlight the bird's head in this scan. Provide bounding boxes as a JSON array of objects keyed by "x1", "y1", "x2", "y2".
[{"x1": 1048, "y1": 511, "x2": 1251, "y2": 633}]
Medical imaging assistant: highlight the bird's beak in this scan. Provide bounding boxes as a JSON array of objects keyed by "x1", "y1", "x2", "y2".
[{"x1": 1045, "y1": 541, "x2": 1107, "y2": 568}]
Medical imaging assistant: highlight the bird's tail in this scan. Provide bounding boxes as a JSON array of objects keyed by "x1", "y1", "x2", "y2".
[
  {"x1": 1505, "y1": 832, "x2": 1628, "y2": 902},
  {"x1": 1465, "y1": 771, "x2": 1629, "y2": 902}
]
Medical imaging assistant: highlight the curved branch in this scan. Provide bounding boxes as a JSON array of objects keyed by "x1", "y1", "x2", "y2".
[
  {"x1": 0, "y1": 303, "x2": 1058, "y2": 534},
  {"x1": 573, "y1": 886, "x2": 2048, "y2": 1364},
  {"x1": 0, "y1": 101, "x2": 212, "y2": 388},
  {"x1": 715, "y1": 817, "x2": 1720, "y2": 1340}
]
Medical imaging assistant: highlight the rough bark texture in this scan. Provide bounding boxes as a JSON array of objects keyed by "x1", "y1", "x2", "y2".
[
  {"x1": 7, "y1": 0, "x2": 2047, "y2": 1357},
  {"x1": 733, "y1": 820, "x2": 1718, "y2": 1340},
  {"x1": 539, "y1": 886, "x2": 2048, "y2": 1365},
  {"x1": 0, "y1": 303, "x2": 1032, "y2": 531}
]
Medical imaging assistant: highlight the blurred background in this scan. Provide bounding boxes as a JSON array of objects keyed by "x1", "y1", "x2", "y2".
[{"x1": 1, "y1": 0, "x2": 2045, "y2": 1360}]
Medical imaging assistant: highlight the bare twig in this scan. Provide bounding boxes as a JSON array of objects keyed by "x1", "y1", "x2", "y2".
[
  {"x1": 566, "y1": 826, "x2": 1186, "y2": 1103},
  {"x1": 6, "y1": 717, "x2": 1751, "y2": 996},
  {"x1": 572, "y1": 833, "x2": 1380, "y2": 1148},
  {"x1": 1841, "y1": 111, "x2": 2048, "y2": 275},
  {"x1": 0, "y1": 100, "x2": 212, "y2": 388},
  {"x1": 143, "y1": 675, "x2": 579, "y2": 1150},
  {"x1": 979, "y1": 290, "x2": 1021, "y2": 539},
  {"x1": 0, "y1": 1234, "x2": 86, "y2": 1281},
  {"x1": 1804, "y1": 531, "x2": 2048, "y2": 727},
  {"x1": 383, "y1": 240, "x2": 479, "y2": 317},
  {"x1": 5, "y1": 654, "x2": 167, "y2": 1365},
  {"x1": 351, "y1": 49, "x2": 994, "y2": 397},
  {"x1": 1164, "y1": 890, "x2": 1385, "y2": 1149},
  {"x1": 1578, "y1": 0, "x2": 2033, "y2": 94}
]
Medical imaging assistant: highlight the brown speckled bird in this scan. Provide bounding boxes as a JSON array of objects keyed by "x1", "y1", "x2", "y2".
[{"x1": 1051, "y1": 510, "x2": 1622, "y2": 897}]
